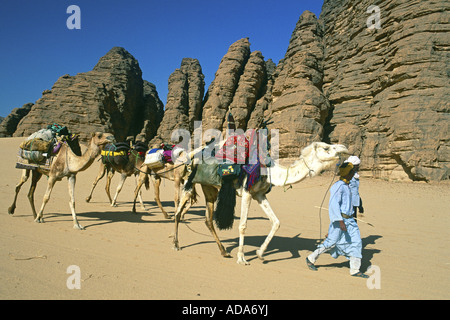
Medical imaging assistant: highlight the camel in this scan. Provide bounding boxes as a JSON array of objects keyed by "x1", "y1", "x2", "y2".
[
  {"x1": 131, "y1": 148, "x2": 197, "y2": 219},
  {"x1": 85, "y1": 141, "x2": 148, "y2": 209},
  {"x1": 8, "y1": 132, "x2": 115, "y2": 230},
  {"x1": 172, "y1": 141, "x2": 348, "y2": 265}
]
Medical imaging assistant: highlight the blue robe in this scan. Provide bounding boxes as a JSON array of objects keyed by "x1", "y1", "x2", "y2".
[
  {"x1": 319, "y1": 180, "x2": 362, "y2": 259},
  {"x1": 349, "y1": 176, "x2": 360, "y2": 207}
]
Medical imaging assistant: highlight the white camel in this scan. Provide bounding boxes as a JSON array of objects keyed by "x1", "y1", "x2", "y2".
[{"x1": 172, "y1": 141, "x2": 348, "y2": 265}]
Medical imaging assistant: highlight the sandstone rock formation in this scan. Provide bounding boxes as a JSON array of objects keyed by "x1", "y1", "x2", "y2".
[
  {"x1": 149, "y1": 58, "x2": 204, "y2": 146},
  {"x1": 0, "y1": 103, "x2": 33, "y2": 137},
  {"x1": 201, "y1": 38, "x2": 252, "y2": 133},
  {"x1": 266, "y1": 10, "x2": 329, "y2": 158},
  {"x1": 13, "y1": 47, "x2": 163, "y2": 142},
  {"x1": 319, "y1": 0, "x2": 450, "y2": 181}
]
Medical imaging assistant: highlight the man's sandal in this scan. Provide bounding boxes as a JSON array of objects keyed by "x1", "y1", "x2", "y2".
[
  {"x1": 351, "y1": 271, "x2": 369, "y2": 278},
  {"x1": 306, "y1": 257, "x2": 318, "y2": 271}
]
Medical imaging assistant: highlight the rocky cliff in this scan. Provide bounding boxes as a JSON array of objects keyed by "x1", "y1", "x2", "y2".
[
  {"x1": 150, "y1": 58, "x2": 204, "y2": 146},
  {"x1": 12, "y1": 47, "x2": 163, "y2": 142},
  {"x1": 319, "y1": 0, "x2": 449, "y2": 181}
]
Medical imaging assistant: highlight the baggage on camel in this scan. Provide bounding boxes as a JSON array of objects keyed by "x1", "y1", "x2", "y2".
[{"x1": 16, "y1": 123, "x2": 79, "y2": 170}]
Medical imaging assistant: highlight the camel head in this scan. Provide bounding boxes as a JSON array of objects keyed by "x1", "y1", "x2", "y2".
[
  {"x1": 90, "y1": 132, "x2": 116, "y2": 152},
  {"x1": 301, "y1": 142, "x2": 349, "y2": 174}
]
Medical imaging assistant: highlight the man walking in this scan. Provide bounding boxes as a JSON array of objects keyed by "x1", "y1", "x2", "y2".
[{"x1": 306, "y1": 162, "x2": 368, "y2": 278}]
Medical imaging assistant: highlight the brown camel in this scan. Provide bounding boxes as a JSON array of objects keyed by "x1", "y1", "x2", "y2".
[
  {"x1": 85, "y1": 141, "x2": 148, "y2": 209},
  {"x1": 132, "y1": 148, "x2": 197, "y2": 219},
  {"x1": 8, "y1": 132, "x2": 115, "y2": 230},
  {"x1": 172, "y1": 142, "x2": 348, "y2": 265}
]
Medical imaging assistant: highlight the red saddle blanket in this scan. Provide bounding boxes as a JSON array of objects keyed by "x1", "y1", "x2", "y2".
[{"x1": 215, "y1": 134, "x2": 249, "y2": 164}]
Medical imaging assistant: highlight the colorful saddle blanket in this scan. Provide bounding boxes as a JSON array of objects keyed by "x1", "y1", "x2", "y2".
[{"x1": 215, "y1": 134, "x2": 249, "y2": 164}]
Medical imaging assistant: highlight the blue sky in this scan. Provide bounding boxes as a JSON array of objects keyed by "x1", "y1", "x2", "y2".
[{"x1": 0, "y1": 0, "x2": 323, "y2": 117}]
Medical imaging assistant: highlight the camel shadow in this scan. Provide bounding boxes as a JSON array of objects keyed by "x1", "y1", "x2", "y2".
[
  {"x1": 223, "y1": 233, "x2": 320, "y2": 264},
  {"x1": 180, "y1": 232, "x2": 382, "y2": 267}
]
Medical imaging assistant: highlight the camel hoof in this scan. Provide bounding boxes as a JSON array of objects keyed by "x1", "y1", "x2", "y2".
[
  {"x1": 256, "y1": 249, "x2": 265, "y2": 260},
  {"x1": 236, "y1": 253, "x2": 249, "y2": 265},
  {"x1": 173, "y1": 245, "x2": 181, "y2": 252},
  {"x1": 73, "y1": 224, "x2": 85, "y2": 230},
  {"x1": 85, "y1": 197, "x2": 91, "y2": 203},
  {"x1": 34, "y1": 218, "x2": 44, "y2": 223},
  {"x1": 8, "y1": 207, "x2": 15, "y2": 215}
]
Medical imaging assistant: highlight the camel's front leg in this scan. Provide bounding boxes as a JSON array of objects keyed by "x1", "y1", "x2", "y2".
[
  {"x1": 254, "y1": 194, "x2": 280, "y2": 260},
  {"x1": 237, "y1": 189, "x2": 252, "y2": 265},
  {"x1": 85, "y1": 162, "x2": 106, "y2": 202},
  {"x1": 111, "y1": 173, "x2": 127, "y2": 207},
  {"x1": 68, "y1": 175, "x2": 84, "y2": 230},
  {"x1": 8, "y1": 169, "x2": 30, "y2": 215},
  {"x1": 35, "y1": 176, "x2": 57, "y2": 224}
]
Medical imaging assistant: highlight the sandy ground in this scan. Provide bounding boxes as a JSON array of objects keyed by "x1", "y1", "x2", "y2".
[{"x1": 0, "y1": 136, "x2": 449, "y2": 301}]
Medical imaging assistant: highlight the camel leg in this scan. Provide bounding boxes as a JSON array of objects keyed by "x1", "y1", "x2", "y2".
[
  {"x1": 68, "y1": 175, "x2": 84, "y2": 230},
  {"x1": 85, "y1": 162, "x2": 106, "y2": 202},
  {"x1": 173, "y1": 177, "x2": 181, "y2": 213},
  {"x1": 172, "y1": 188, "x2": 194, "y2": 251},
  {"x1": 105, "y1": 169, "x2": 115, "y2": 204},
  {"x1": 134, "y1": 174, "x2": 146, "y2": 210},
  {"x1": 35, "y1": 176, "x2": 58, "y2": 223},
  {"x1": 236, "y1": 189, "x2": 252, "y2": 265},
  {"x1": 152, "y1": 176, "x2": 170, "y2": 219},
  {"x1": 8, "y1": 169, "x2": 30, "y2": 215},
  {"x1": 254, "y1": 193, "x2": 280, "y2": 261},
  {"x1": 202, "y1": 185, "x2": 230, "y2": 258},
  {"x1": 27, "y1": 170, "x2": 43, "y2": 219},
  {"x1": 111, "y1": 173, "x2": 127, "y2": 207},
  {"x1": 132, "y1": 170, "x2": 147, "y2": 213}
]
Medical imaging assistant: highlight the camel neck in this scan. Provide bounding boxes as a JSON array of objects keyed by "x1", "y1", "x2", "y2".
[
  {"x1": 65, "y1": 140, "x2": 99, "y2": 172},
  {"x1": 269, "y1": 157, "x2": 314, "y2": 187}
]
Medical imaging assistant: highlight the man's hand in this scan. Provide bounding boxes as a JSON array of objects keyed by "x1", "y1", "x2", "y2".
[{"x1": 339, "y1": 220, "x2": 347, "y2": 232}]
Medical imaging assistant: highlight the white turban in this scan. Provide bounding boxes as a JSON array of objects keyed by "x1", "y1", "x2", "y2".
[{"x1": 345, "y1": 156, "x2": 361, "y2": 166}]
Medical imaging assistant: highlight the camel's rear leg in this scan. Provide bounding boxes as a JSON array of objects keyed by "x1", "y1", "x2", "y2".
[
  {"x1": 8, "y1": 169, "x2": 30, "y2": 215},
  {"x1": 132, "y1": 170, "x2": 148, "y2": 213},
  {"x1": 85, "y1": 162, "x2": 106, "y2": 202},
  {"x1": 134, "y1": 174, "x2": 146, "y2": 210},
  {"x1": 152, "y1": 175, "x2": 170, "y2": 219},
  {"x1": 105, "y1": 169, "x2": 115, "y2": 204},
  {"x1": 27, "y1": 170, "x2": 43, "y2": 219},
  {"x1": 202, "y1": 185, "x2": 230, "y2": 258},
  {"x1": 111, "y1": 173, "x2": 127, "y2": 207},
  {"x1": 172, "y1": 189, "x2": 193, "y2": 251},
  {"x1": 35, "y1": 176, "x2": 57, "y2": 224}
]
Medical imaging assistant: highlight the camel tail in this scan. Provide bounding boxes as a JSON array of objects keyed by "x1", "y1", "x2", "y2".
[
  {"x1": 214, "y1": 178, "x2": 236, "y2": 230},
  {"x1": 191, "y1": 185, "x2": 198, "y2": 204},
  {"x1": 144, "y1": 173, "x2": 150, "y2": 190}
]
